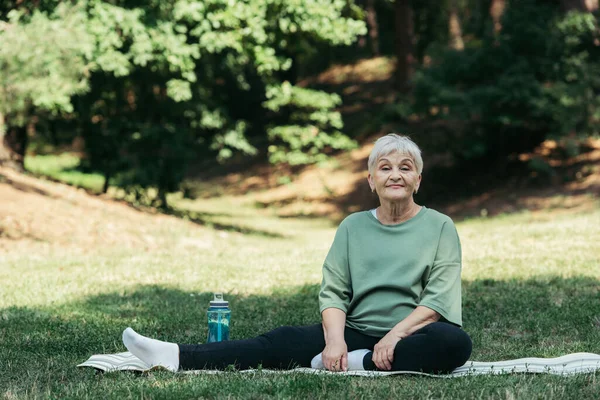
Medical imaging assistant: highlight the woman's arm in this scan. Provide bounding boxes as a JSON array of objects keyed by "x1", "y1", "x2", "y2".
[
  {"x1": 321, "y1": 307, "x2": 348, "y2": 372},
  {"x1": 419, "y1": 220, "x2": 462, "y2": 326},
  {"x1": 372, "y1": 306, "x2": 440, "y2": 370},
  {"x1": 318, "y1": 220, "x2": 352, "y2": 372},
  {"x1": 390, "y1": 305, "x2": 440, "y2": 338}
]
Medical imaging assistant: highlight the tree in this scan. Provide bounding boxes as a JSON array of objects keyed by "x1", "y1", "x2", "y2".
[
  {"x1": 0, "y1": 0, "x2": 366, "y2": 207},
  {"x1": 39, "y1": 0, "x2": 365, "y2": 208},
  {"x1": 561, "y1": 0, "x2": 599, "y2": 12},
  {"x1": 392, "y1": 0, "x2": 450, "y2": 90},
  {"x1": 0, "y1": 4, "x2": 92, "y2": 171},
  {"x1": 449, "y1": 0, "x2": 465, "y2": 50},
  {"x1": 365, "y1": 0, "x2": 380, "y2": 56},
  {"x1": 394, "y1": 0, "x2": 414, "y2": 92},
  {"x1": 408, "y1": 0, "x2": 600, "y2": 165},
  {"x1": 490, "y1": 0, "x2": 506, "y2": 35}
]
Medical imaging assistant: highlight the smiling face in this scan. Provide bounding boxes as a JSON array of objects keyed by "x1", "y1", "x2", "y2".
[{"x1": 368, "y1": 152, "x2": 422, "y2": 203}]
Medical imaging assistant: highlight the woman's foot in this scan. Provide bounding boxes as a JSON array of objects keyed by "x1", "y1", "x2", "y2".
[
  {"x1": 310, "y1": 349, "x2": 371, "y2": 371},
  {"x1": 122, "y1": 327, "x2": 180, "y2": 372}
]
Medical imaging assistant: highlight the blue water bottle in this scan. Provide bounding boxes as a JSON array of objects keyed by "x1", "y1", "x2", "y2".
[{"x1": 207, "y1": 293, "x2": 231, "y2": 343}]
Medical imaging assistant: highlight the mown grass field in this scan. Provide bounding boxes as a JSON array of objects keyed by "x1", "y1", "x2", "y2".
[{"x1": 1, "y1": 159, "x2": 599, "y2": 399}]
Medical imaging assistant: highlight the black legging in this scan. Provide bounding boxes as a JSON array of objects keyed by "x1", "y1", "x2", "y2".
[{"x1": 179, "y1": 322, "x2": 472, "y2": 373}]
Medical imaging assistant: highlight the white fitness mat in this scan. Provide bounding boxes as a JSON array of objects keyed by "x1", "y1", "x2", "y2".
[{"x1": 78, "y1": 352, "x2": 600, "y2": 377}]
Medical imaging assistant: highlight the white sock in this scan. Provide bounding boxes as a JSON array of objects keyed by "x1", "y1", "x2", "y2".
[
  {"x1": 347, "y1": 349, "x2": 370, "y2": 371},
  {"x1": 122, "y1": 327, "x2": 180, "y2": 372},
  {"x1": 310, "y1": 349, "x2": 371, "y2": 371},
  {"x1": 310, "y1": 352, "x2": 325, "y2": 369}
]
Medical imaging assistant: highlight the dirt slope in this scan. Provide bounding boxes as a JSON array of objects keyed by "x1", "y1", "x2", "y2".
[
  {"x1": 0, "y1": 167, "x2": 189, "y2": 250},
  {"x1": 195, "y1": 137, "x2": 600, "y2": 221}
]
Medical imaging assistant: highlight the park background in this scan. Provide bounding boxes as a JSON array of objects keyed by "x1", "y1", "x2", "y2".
[{"x1": 1, "y1": 0, "x2": 599, "y2": 398}]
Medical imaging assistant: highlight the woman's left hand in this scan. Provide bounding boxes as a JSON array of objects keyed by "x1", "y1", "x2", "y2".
[{"x1": 372, "y1": 330, "x2": 404, "y2": 370}]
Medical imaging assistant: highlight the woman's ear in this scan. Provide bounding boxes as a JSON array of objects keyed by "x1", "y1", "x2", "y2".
[
  {"x1": 367, "y1": 174, "x2": 375, "y2": 193},
  {"x1": 415, "y1": 174, "x2": 422, "y2": 193}
]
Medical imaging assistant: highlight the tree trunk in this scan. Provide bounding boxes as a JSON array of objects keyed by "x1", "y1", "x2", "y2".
[
  {"x1": 561, "y1": 0, "x2": 599, "y2": 11},
  {"x1": 0, "y1": 114, "x2": 27, "y2": 172},
  {"x1": 366, "y1": 0, "x2": 380, "y2": 56},
  {"x1": 157, "y1": 187, "x2": 168, "y2": 210},
  {"x1": 49, "y1": 119, "x2": 59, "y2": 146},
  {"x1": 490, "y1": 0, "x2": 506, "y2": 35},
  {"x1": 103, "y1": 171, "x2": 110, "y2": 194},
  {"x1": 394, "y1": 0, "x2": 414, "y2": 93},
  {"x1": 449, "y1": 0, "x2": 464, "y2": 50}
]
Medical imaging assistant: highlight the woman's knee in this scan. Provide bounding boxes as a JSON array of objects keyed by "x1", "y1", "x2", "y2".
[
  {"x1": 422, "y1": 322, "x2": 472, "y2": 366},
  {"x1": 435, "y1": 323, "x2": 472, "y2": 365},
  {"x1": 450, "y1": 327, "x2": 472, "y2": 365}
]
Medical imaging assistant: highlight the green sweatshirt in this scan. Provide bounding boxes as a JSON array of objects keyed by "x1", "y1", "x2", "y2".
[{"x1": 319, "y1": 206, "x2": 462, "y2": 337}]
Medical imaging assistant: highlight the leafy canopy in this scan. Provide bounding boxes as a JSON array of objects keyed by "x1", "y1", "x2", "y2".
[
  {"x1": 0, "y1": 0, "x2": 366, "y2": 206},
  {"x1": 0, "y1": 4, "x2": 93, "y2": 126}
]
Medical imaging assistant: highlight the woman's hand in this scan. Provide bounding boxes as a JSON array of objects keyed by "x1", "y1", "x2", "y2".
[
  {"x1": 373, "y1": 306, "x2": 439, "y2": 370},
  {"x1": 372, "y1": 330, "x2": 404, "y2": 370},
  {"x1": 322, "y1": 339, "x2": 348, "y2": 372},
  {"x1": 321, "y1": 307, "x2": 348, "y2": 372}
]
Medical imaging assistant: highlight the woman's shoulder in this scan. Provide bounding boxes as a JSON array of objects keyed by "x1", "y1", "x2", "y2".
[
  {"x1": 421, "y1": 207, "x2": 456, "y2": 227},
  {"x1": 338, "y1": 210, "x2": 372, "y2": 227}
]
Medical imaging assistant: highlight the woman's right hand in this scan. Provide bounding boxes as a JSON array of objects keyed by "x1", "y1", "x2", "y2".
[
  {"x1": 321, "y1": 307, "x2": 348, "y2": 372},
  {"x1": 322, "y1": 340, "x2": 348, "y2": 372}
]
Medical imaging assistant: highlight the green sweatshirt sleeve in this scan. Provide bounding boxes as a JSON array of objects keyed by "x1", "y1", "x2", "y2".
[
  {"x1": 418, "y1": 220, "x2": 463, "y2": 326},
  {"x1": 319, "y1": 221, "x2": 352, "y2": 313}
]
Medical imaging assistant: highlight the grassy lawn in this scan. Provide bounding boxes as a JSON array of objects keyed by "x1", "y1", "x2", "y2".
[{"x1": 1, "y1": 164, "x2": 600, "y2": 398}]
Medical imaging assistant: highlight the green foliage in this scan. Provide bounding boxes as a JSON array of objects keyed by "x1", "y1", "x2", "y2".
[
  {"x1": 544, "y1": 10, "x2": 600, "y2": 138},
  {"x1": 406, "y1": 1, "x2": 600, "y2": 162},
  {"x1": 210, "y1": 121, "x2": 258, "y2": 162},
  {"x1": 87, "y1": 0, "x2": 364, "y2": 206},
  {"x1": 264, "y1": 82, "x2": 356, "y2": 165},
  {"x1": 1, "y1": 0, "x2": 365, "y2": 207},
  {"x1": 0, "y1": 4, "x2": 93, "y2": 125}
]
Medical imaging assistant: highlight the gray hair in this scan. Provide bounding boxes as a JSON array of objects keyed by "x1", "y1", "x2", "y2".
[{"x1": 368, "y1": 134, "x2": 423, "y2": 175}]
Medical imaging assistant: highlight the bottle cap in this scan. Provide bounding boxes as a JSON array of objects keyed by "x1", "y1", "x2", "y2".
[{"x1": 209, "y1": 293, "x2": 229, "y2": 307}]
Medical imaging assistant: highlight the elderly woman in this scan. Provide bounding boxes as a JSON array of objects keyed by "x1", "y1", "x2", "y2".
[{"x1": 122, "y1": 134, "x2": 472, "y2": 373}]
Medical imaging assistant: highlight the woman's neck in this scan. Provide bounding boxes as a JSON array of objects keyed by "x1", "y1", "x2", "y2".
[{"x1": 376, "y1": 200, "x2": 421, "y2": 225}]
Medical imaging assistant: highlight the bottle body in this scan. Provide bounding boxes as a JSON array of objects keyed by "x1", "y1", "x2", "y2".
[
  {"x1": 207, "y1": 293, "x2": 230, "y2": 343},
  {"x1": 207, "y1": 306, "x2": 231, "y2": 343}
]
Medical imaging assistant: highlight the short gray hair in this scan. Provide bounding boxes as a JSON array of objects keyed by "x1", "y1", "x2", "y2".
[{"x1": 368, "y1": 134, "x2": 423, "y2": 175}]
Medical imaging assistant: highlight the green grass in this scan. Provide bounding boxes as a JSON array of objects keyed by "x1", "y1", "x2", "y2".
[
  {"x1": 24, "y1": 153, "x2": 105, "y2": 193},
  {"x1": 1, "y1": 185, "x2": 600, "y2": 398}
]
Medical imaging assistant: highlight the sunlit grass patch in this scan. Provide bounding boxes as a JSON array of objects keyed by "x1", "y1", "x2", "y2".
[{"x1": 24, "y1": 153, "x2": 105, "y2": 193}]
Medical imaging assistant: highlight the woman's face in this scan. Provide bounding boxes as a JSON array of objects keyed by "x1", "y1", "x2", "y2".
[{"x1": 368, "y1": 152, "x2": 421, "y2": 203}]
